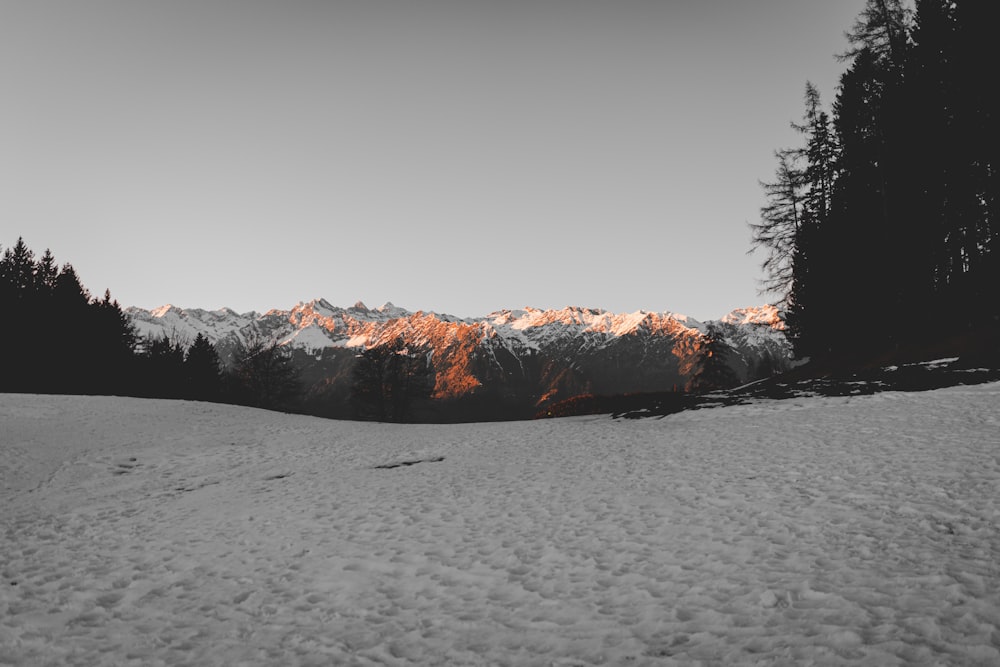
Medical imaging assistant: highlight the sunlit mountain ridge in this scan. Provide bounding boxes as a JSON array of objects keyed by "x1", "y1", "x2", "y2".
[{"x1": 127, "y1": 300, "x2": 791, "y2": 421}]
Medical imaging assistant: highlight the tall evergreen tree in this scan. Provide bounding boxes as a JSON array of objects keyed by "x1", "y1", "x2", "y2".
[
  {"x1": 916, "y1": 0, "x2": 999, "y2": 323},
  {"x1": 753, "y1": 83, "x2": 839, "y2": 358},
  {"x1": 788, "y1": 83, "x2": 839, "y2": 357},
  {"x1": 0, "y1": 240, "x2": 37, "y2": 391},
  {"x1": 844, "y1": 1, "x2": 920, "y2": 345},
  {"x1": 0, "y1": 238, "x2": 37, "y2": 296},
  {"x1": 35, "y1": 249, "x2": 59, "y2": 292},
  {"x1": 185, "y1": 333, "x2": 223, "y2": 402},
  {"x1": 796, "y1": 83, "x2": 839, "y2": 225},
  {"x1": 750, "y1": 149, "x2": 805, "y2": 300},
  {"x1": 48, "y1": 263, "x2": 95, "y2": 393},
  {"x1": 91, "y1": 289, "x2": 139, "y2": 394},
  {"x1": 904, "y1": 0, "x2": 949, "y2": 282},
  {"x1": 141, "y1": 335, "x2": 187, "y2": 398},
  {"x1": 841, "y1": 0, "x2": 910, "y2": 67},
  {"x1": 51, "y1": 263, "x2": 91, "y2": 309},
  {"x1": 688, "y1": 325, "x2": 739, "y2": 392}
]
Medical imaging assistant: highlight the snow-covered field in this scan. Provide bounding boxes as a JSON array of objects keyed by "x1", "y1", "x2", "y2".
[{"x1": 2, "y1": 384, "x2": 999, "y2": 666}]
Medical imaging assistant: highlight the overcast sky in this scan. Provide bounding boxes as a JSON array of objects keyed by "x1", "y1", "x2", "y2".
[{"x1": 1, "y1": 0, "x2": 866, "y2": 319}]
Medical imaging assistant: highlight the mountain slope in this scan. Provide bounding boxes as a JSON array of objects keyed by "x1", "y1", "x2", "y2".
[{"x1": 127, "y1": 300, "x2": 791, "y2": 420}]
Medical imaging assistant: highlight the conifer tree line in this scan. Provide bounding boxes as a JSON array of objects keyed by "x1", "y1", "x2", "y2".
[
  {"x1": 0, "y1": 238, "x2": 301, "y2": 410},
  {"x1": 752, "y1": 0, "x2": 997, "y2": 362},
  {"x1": 350, "y1": 336, "x2": 435, "y2": 422}
]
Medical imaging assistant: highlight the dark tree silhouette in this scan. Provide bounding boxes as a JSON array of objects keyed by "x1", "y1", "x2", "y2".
[
  {"x1": 752, "y1": 84, "x2": 838, "y2": 358},
  {"x1": 140, "y1": 335, "x2": 188, "y2": 399},
  {"x1": 750, "y1": 149, "x2": 805, "y2": 299},
  {"x1": 185, "y1": 333, "x2": 223, "y2": 402},
  {"x1": 755, "y1": 0, "x2": 998, "y2": 364},
  {"x1": 351, "y1": 337, "x2": 434, "y2": 422},
  {"x1": 227, "y1": 329, "x2": 301, "y2": 411},
  {"x1": 35, "y1": 249, "x2": 59, "y2": 292},
  {"x1": 0, "y1": 238, "x2": 37, "y2": 295},
  {"x1": 688, "y1": 325, "x2": 739, "y2": 392},
  {"x1": 1, "y1": 240, "x2": 140, "y2": 394},
  {"x1": 840, "y1": 0, "x2": 910, "y2": 67},
  {"x1": 0, "y1": 240, "x2": 38, "y2": 391},
  {"x1": 90, "y1": 289, "x2": 139, "y2": 394}
]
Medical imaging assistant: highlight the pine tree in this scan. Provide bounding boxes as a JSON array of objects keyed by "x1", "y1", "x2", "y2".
[
  {"x1": 52, "y1": 263, "x2": 91, "y2": 309},
  {"x1": 35, "y1": 249, "x2": 59, "y2": 293},
  {"x1": 47, "y1": 264, "x2": 93, "y2": 392},
  {"x1": 141, "y1": 335, "x2": 187, "y2": 398},
  {"x1": 227, "y1": 330, "x2": 301, "y2": 411},
  {"x1": 185, "y1": 333, "x2": 223, "y2": 402},
  {"x1": 753, "y1": 84, "x2": 839, "y2": 357},
  {"x1": 841, "y1": 0, "x2": 910, "y2": 67},
  {"x1": 836, "y1": 1, "x2": 915, "y2": 343},
  {"x1": 750, "y1": 149, "x2": 805, "y2": 300},
  {"x1": 688, "y1": 325, "x2": 739, "y2": 392},
  {"x1": 796, "y1": 83, "x2": 838, "y2": 225},
  {"x1": 789, "y1": 84, "x2": 838, "y2": 356},
  {"x1": 892, "y1": 0, "x2": 985, "y2": 336},
  {"x1": 922, "y1": 0, "x2": 999, "y2": 324},
  {"x1": 90, "y1": 290, "x2": 139, "y2": 394},
  {"x1": 831, "y1": 48, "x2": 900, "y2": 354},
  {"x1": 0, "y1": 239, "x2": 38, "y2": 391},
  {"x1": 0, "y1": 238, "x2": 37, "y2": 296}
]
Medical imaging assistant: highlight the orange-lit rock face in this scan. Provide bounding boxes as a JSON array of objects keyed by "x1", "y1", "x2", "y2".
[
  {"x1": 721, "y1": 304, "x2": 785, "y2": 329},
  {"x1": 282, "y1": 304, "x2": 488, "y2": 400},
  {"x1": 427, "y1": 330, "x2": 483, "y2": 399},
  {"x1": 380, "y1": 313, "x2": 485, "y2": 400}
]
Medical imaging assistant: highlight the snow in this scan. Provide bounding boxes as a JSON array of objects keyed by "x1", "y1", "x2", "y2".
[
  {"x1": 3, "y1": 383, "x2": 999, "y2": 665},
  {"x1": 720, "y1": 305, "x2": 784, "y2": 329},
  {"x1": 279, "y1": 324, "x2": 335, "y2": 352},
  {"x1": 128, "y1": 304, "x2": 258, "y2": 346},
  {"x1": 343, "y1": 334, "x2": 370, "y2": 349},
  {"x1": 490, "y1": 306, "x2": 711, "y2": 347}
]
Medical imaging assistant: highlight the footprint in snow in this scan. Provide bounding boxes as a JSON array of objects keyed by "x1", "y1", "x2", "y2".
[{"x1": 112, "y1": 457, "x2": 140, "y2": 475}]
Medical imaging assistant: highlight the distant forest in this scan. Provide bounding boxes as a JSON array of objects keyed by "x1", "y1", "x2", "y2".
[{"x1": 751, "y1": 0, "x2": 997, "y2": 363}]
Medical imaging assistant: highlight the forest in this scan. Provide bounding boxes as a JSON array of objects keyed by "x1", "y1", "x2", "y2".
[
  {"x1": 751, "y1": 0, "x2": 997, "y2": 365},
  {"x1": 0, "y1": 238, "x2": 301, "y2": 411}
]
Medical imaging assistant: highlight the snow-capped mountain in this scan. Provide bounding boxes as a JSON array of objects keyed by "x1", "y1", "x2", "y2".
[
  {"x1": 130, "y1": 305, "x2": 260, "y2": 343},
  {"x1": 127, "y1": 300, "x2": 791, "y2": 420}
]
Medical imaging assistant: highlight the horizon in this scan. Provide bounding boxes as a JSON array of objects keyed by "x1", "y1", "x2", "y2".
[
  {"x1": 134, "y1": 294, "x2": 779, "y2": 322},
  {"x1": 2, "y1": 0, "x2": 866, "y2": 321}
]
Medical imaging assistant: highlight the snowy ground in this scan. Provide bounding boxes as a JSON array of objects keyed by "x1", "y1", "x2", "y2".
[{"x1": 2, "y1": 384, "x2": 999, "y2": 666}]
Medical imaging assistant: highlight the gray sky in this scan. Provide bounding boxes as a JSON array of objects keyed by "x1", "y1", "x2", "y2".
[{"x1": 1, "y1": 0, "x2": 865, "y2": 319}]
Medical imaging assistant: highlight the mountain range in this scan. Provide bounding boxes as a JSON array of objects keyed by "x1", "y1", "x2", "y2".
[{"x1": 127, "y1": 300, "x2": 792, "y2": 421}]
